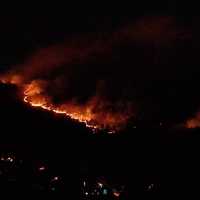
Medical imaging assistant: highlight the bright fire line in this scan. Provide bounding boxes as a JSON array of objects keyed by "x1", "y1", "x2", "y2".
[{"x1": 23, "y1": 96, "x2": 102, "y2": 132}]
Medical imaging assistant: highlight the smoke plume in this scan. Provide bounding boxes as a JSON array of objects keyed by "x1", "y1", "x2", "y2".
[{"x1": 0, "y1": 16, "x2": 194, "y2": 132}]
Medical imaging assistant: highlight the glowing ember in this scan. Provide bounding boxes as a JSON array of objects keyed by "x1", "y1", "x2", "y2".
[{"x1": 184, "y1": 112, "x2": 200, "y2": 129}]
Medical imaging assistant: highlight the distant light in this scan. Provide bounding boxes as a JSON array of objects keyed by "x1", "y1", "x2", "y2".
[
  {"x1": 52, "y1": 176, "x2": 59, "y2": 181},
  {"x1": 7, "y1": 157, "x2": 14, "y2": 162},
  {"x1": 98, "y1": 182, "x2": 103, "y2": 188},
  {"x1": 147, "y1": 183, "x2": 154, "y2": 191},
  {"x1": 133, "y1": 126, "x2": 137, "y2": 129},
  {"x1": 38, "y1": 166, "x2": 45, "y2": 171},
  {"x1": 83, "y1": 181, "x2": 86, "y2": 187},
  {"x1": 103, "y1": 189, "x2": 108, "y2": 195},
  {"x1": 51, "y1": 187, "x2": 56, "y2": 191},
  {"x1": 85, "y1": 192, "x2": 88, "y2": 196},
  {"x1": 108, "y1": 131, "x2": 114, "y2": 134},
  {"x1": 1, "y1": 156, "x2": 15, "y2": 162},
  {"x1": 113, "y1": 192, "x2": 120, "y2": 197}
]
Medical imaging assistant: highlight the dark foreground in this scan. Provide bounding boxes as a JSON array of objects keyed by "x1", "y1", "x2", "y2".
[{"x1": 0, "y1": 84, "x2": 200, "y2": 198}]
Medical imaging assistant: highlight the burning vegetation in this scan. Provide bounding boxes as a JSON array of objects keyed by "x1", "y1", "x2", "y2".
[
  {"x1": 0, "y1": 16, "x2": 196, "y2": 132},
  {"x1": 0, "y1": 34, "x2": 135, "y2": 133}
]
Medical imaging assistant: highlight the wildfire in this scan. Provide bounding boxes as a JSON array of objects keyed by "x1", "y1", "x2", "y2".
[
  {"x1": 185, "y1": 112, "x2": 200, "y2": 129},
  {"x1": 21, "y1": 79, "x2": 135, "y2": 133},
  {"x1": 0, "y1": 75, "x2": 134, "y2": 133},
  {"x1": 22, "y1": 83, "x2": 100, "y2": 132},
  {"x1": 0, "y1": 38, "x2": 135, "y2": 133}
]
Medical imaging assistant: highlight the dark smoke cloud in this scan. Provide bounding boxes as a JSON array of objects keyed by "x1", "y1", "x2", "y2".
[{"x1": 0, "y1": 16, "x2": 196, "y2": 128}]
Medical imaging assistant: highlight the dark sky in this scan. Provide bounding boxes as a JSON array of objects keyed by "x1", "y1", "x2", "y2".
[
  {"x1": 0, "y1": 14, "x2": 197, "y2": 75},
  {"x1": 0, "y1": 4, "x2": 180, "y2": 63}
]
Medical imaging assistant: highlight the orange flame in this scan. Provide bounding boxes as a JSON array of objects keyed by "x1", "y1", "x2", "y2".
[
  {"x1": 22, "y1": 81, "x2": 100, "y2": 131},
  {"x1": 185, "y1": 112, "x2": 200, "y2": 129},
  {"x1": 1, "y1": 77, "x2": 133, "y2": 133},
  {"x1": 0, "y1": 31, "x2": 136, "y2": 134}
]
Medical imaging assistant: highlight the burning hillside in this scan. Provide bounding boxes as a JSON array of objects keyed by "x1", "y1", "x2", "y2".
[{"x1": 0, "y1": 16, "x2": 197, "y2": 133}]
